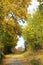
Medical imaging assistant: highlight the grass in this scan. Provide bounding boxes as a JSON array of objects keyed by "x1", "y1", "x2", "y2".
[{"x1": 30, "y1": 59, "x2": 41, "y2": 65}]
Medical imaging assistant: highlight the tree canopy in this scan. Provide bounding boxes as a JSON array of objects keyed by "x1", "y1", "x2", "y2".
[
  {"x1": 22, "y1": 0, "x2": 43, "y2": 51},
  {"x1": 0, "y1": 0, "x2": 31, "y2": 54}
]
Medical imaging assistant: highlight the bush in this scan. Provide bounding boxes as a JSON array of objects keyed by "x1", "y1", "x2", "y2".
[
  {"x1": 2, "y1": 31, "x2": 17, "y2": 54},
  {"x1": 0, "y1": 43, "x2": 4, "y2": 64},
  {"x1": 0, "y1": 53, "x2": 4, "y2": 64},
  {"x1": 30, "y1": 59, "x2": 41, "y2": 65},
  {"x1": 0, "y1": 24, "x2": 17, "y2": 54}
]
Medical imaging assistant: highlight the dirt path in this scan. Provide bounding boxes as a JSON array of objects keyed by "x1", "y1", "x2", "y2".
[
  {"x1": 1, "y1": 51, "x2": 43, "y2": 65},
  {"x1": 2, "y1": 54, "x2": 29, "y2": 65}
]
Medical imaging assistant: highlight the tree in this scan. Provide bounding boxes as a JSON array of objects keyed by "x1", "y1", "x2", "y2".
[
  {"x1": 0, "y1": 0, "x2": 31, "y2": 35},
  {"x1": 0, "y1": 0, "x2": 30, "y2": 19},
  {"x1": 22, "y1": 1, "x2": 43, "y2": 51},
  {"x1": 0, "y1": 0, "x2": 31, "y2": 53}
]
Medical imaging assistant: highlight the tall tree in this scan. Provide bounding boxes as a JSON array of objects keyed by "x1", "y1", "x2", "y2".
[
  {"x1": 0, "y1": 0, "x2": 31, "y2": 53},
  {"x1": 22, "y1": 1, "x2": 43, "y2": 51},
  {"x1": 0, "y1": 0, "x2": 31, "y2": 35}
]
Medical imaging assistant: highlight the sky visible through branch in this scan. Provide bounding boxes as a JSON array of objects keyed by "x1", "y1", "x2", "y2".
[
  {"x1": 27, "y1": 0, "x2": 39, "y2": 15},
  {"x1": 15, "y1": 0, "x2": 39, "y2": 51},
  {"x1": 17, "y1": 0, "x2": 39, "y2": 28}
]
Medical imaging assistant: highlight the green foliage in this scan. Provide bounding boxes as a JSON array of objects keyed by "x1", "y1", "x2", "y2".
[
  {"x1": 30, "y1": 59, "x2": 41, "y2": 65},
  {"x1": 0, "y1": 23, "x2": 17, "y2": 54},
  {"x1": 0, "y1": 43, "x2": 4, "y2": 64},
  {"x1": 0, "y1": 5, "x2": 3, "y2": 19},
  {"x1": 22, "y1": 5, "x2": 43, "y2": 51},
  {"x1": 0, "y1": 53, "x2": 4, "y2": 64},
  {"x1": 2, "y1": 32, "x2": 16, "y2": 54}
]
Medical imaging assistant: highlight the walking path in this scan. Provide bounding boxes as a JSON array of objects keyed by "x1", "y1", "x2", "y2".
[
  {"x1": 2, "y1": 51, "x2": 43, "y2": 65},
  {"x1": 2, "y1": 54, "x2": 29, "y2": 65}
]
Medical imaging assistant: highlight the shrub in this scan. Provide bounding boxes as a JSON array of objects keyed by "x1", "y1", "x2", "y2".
[
  {"x1": 30, "y1": 59, "x2": 42, "y2": 65},
  {"x1": 0, "y1": 43, "x2": 4, "y2": 64},
  {"x1": 0, "y1": 24, "x2": 17, "y2": 54},
  {"x1": 2, "y1": 31, "x2": 17, "y2": 54}
]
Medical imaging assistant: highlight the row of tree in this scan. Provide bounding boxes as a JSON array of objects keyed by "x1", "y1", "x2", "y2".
[
  {"x1": 0, "y1": 0, "x2": 30, "y2": 63},
  {"x1": 22, "y1": 0, "x2": 43, "y2": 51},
  {"x1": 0, "y1": 0, "x2": 43, "y2": 63}
]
